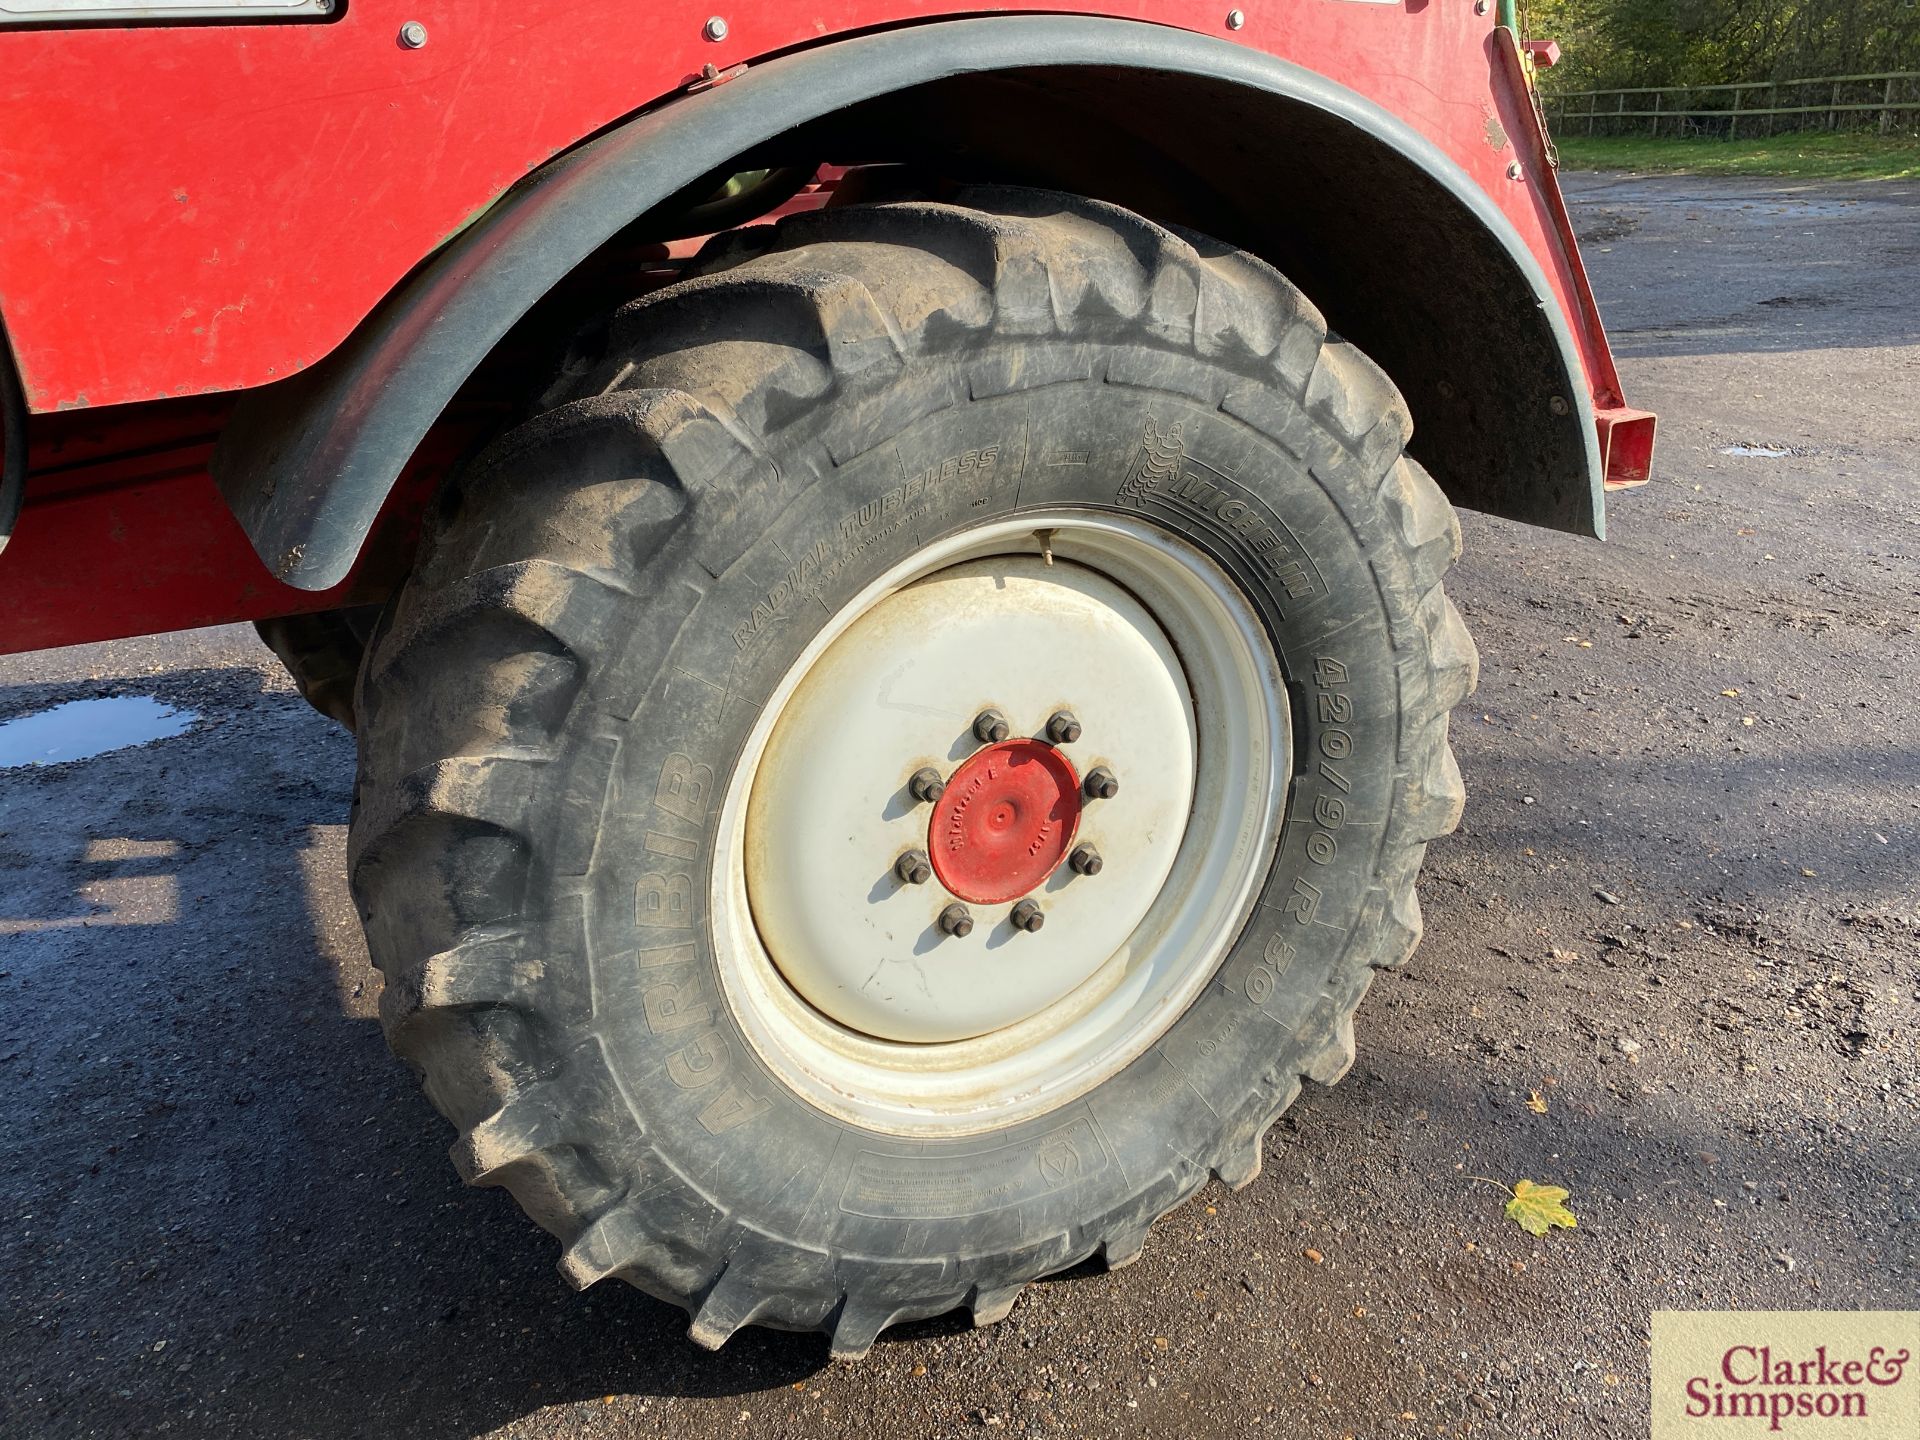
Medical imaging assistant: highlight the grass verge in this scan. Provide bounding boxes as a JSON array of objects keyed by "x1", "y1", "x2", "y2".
[{"x1": 1554, "y1": 132, "x2": 1920, "y2": 181}]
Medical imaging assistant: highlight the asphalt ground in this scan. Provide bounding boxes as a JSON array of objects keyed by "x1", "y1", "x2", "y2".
[{"x1": 3, "y1": 171, "x2": 1917, "y2": 1438}]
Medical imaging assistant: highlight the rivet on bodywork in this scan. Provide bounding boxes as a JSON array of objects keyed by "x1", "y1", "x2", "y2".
[
  {"x1": 1225, "y1": 9, "x2": 1246, "y2": 30},
  {"x1": 1507, "y1": 161, "x2": 1525, "y2": 181},
  {"x1": 1549, "y1": 395, "x2": 1571, "y2": 417},
  {"x1": 703, "y1": 15, "x2": 729, "y2": 41},
  {"x1": 397, "y1": 20, "x2": 427, "y2": 48}
]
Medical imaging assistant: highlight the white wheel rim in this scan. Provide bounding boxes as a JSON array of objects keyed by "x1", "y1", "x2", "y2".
[{"x1": 712, "y1": 511, "x2": 1288, "y2": 1135}]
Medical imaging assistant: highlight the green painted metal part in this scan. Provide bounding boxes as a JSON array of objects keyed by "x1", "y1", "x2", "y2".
[{"x1": 1498, "y1": 0, "x2": 1518, "y2": 32}]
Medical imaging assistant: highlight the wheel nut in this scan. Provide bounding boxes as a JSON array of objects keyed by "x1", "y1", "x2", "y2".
[
  {"x1": 1045, "y1": 710, "x2": 1083, "y2": 745},
  {"x1": 938, "y1": 903, "x2": 975, "y2": 938},
  {"x1": 908, "y1": 766, "x2": 946, "y2": 803},
  {"x1": 1068, "y1": 843, "x2": 1103, "y2": 876},
  {"x1": 1083, "y1": 766, "x2": 1119, "y2": 800},
  {"x1": 1010, "y1": 898, "x2": 1045, "y2": 933},
  {"x1": 894, "y1": 849, "x2": 933, "y2": 885},
  {"x1": 973, "y1": 708, "x2": 1011, "y2": 744}
]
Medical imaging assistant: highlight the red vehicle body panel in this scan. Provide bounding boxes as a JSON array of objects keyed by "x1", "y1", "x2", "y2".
[
  {"x1": 0, "y1": 2, "x2": 1641, "y2": 653},
  {"x1": 1, "y1": 2, "x2": 1611, "y2": 414}
]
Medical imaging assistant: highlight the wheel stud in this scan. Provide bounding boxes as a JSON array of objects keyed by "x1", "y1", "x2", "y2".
[
  {"x1": 972, "y1": 708, "x2": 1012, "y2": 744},
  {"x1": 938, "y1": 902, "x2": 975, "y2": 938},
  {"x1": 1045, "y1": 710, "x2": 1082, "y2": 745},
  {"x1": 1009, "y1": 898, "x2": 1045, "y2": 933},
  {"x1": 1083, "y1": 766, "x2": 1119, "y2": 800},
  {"x1": 894, "y1": 849, "x2": 933, "y2": 885},
  {"x1": 908, "y1": 766, "x2": 946, "y2": 803},
  {"x1": 1068, "y1": 843, "x2": 1103, "y2": 876}
]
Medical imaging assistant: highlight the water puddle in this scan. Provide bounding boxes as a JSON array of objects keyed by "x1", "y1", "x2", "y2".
[
  {"x1": 1721, "y1": 443, "x2": 1794, "y2": 459},
  {"x1": 0, "y1": 696, "x2": 198, "y2": 770}
]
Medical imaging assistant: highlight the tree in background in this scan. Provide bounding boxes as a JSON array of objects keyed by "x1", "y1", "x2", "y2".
[{"x1": 1528, "y1": 0, "x2": 1920, "y2": 90}]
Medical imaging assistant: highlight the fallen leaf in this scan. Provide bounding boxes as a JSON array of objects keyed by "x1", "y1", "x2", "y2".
[
  {"x1": 1801, "y1": 868, "x2": 1818, "y2": 878},
  {"x1": 1526, "y1": 1090, "x2": 1549, "y2": 1114},
  {"x1": 1721, "y1": 688, "x2": 1741, "y2": 697},
  {"x1": 1505, "y1": 1179, "x2": 1578, "y2": 1236},
  {"x1": 1303, "y1": 1248, "x2": 1324, "y2": 1265}
]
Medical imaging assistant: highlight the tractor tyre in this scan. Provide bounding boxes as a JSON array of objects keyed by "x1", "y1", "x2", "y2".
[{"x1": 347, "y1": 187, "x2": 1477, "y2": 1357}]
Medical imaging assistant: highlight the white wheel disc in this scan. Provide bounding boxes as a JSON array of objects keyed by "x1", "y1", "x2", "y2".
[
  {"x1": 712, "y1": 512, "x2": 1288, "y2": 1135},
  {"x1": 745, "y1": 557, "x2": 1195, "y2": 1042}
]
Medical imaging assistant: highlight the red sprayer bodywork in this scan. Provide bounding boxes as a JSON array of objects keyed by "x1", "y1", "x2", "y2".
[{"x1": 0, "y1": 2, "x2": 1649, "y2": 654}]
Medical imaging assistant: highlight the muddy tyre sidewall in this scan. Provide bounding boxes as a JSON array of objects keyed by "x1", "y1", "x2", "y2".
[{"x1": 504, "y1": 371, "x2": 1402, "y2": 1271}]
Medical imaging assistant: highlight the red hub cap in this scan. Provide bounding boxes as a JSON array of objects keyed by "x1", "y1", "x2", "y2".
[{"x1": 928, "y1": 739, "x2": 1082, "y2": 905}]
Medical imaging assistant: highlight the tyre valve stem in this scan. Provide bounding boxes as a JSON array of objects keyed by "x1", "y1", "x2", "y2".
[{"x1": 1035, "y1": 528, "x2": 1056, "y2": 566}]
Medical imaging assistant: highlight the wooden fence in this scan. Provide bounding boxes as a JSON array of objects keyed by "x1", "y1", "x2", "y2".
[{"x1": 1545, "y1": 71, "x2": 1920, "y2": 140}]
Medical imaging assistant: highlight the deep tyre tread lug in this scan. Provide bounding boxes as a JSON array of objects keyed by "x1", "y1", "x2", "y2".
[
  {"x1": 1389, "y1": 738, "x2": 1467, "y2": 849},
  {"x1": 828, "y1": 1298, "x2": 907, "y2": 1362},
  {"x1": 380, "y1": 927, "x2": 540, "y2": 1032},
  {"x1": 687, "y1": 1264, "x2": 773, "y2": 1352},
  {"x1": 451, "y1": 1082, "x2": 574, "y2": 1187},
  {"x1": 967, "y1": 1281, "x2": 1027, "y2": 1328},
  {"x1": 1370, "y1": 886, "x2": 1426, "y2": 972},
  {"x1": 1304, "y1": 1013, "x2": 1360, "y2": 1088},
  {"x1": 1426, "y1": 593, "x2": 1482, "y2": 709},
  {"x1": 1211, "y1": 1144, "x2": 1262, "y2": 1192},
  {"x1": 1305, "y1": 342, "x2": 1410, "y2": 468},
  {"x1": 370, "y1": 559, "x2": 611, "y2": 690},
  {"x1": 1101, "y1": 1222, "x2": 1153, "y2": 1272},
  {"x1": 558, "y1": 1198, "x2": 651, "y2": 1290}
]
